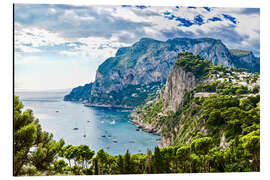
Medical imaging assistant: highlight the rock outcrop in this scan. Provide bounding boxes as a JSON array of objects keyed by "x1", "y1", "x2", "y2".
[
  {"x1": 133, "y1": 52, "x2": 260, "y2": 148},
  {"x1": 65, "y1": 37, "x2": 260, "y2": 108},
  {"x1": 64, "y1": 83, "x2": 92, "y2": 102},
  {"x1": 163, "y1": 65, "x2": 197, "y2": 112}
]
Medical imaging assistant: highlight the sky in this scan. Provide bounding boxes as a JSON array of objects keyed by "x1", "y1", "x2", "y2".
[{"x1": 14, "y1": 4, "x2": 260, "y2": 90}]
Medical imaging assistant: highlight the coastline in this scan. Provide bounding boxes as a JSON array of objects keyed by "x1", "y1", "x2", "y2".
[
  {"x1": 66, "y1": 99, "x2": 162, "y2": 140},
  {"x1": 84, "y1": 103, "x2": 135, "y2": 110},
  {"x1": 63, "y1": 99, "x2": 135, "y2": 110},
  {"x1": 129, "y1": 112, "x2": 161, "y2": 136}
]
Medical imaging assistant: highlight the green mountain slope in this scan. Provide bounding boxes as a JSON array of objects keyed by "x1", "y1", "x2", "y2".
[
  {"x1": 132, "y1": 53, "x2": 260, "y2": 163},
  {"x1": 65, "y1": 37, "x2": 260, "y2": 108}
]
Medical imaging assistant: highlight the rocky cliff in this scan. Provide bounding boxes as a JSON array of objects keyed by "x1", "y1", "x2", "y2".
[
  {"x1": 65, "y1": 37, "x2": 260, "y2": 107},
  {"x1": 64, "y1": 83, "x2": 93, "y2": 102},
  {"x1": 230, "y1": 49, "x2": 260, "y2": 72},
  {"x1": 163, "y1": 65, "x2": 197, "y2": 112},
  {"x1": 133, "y1": 52, "x2": 260, "y2": 147}
]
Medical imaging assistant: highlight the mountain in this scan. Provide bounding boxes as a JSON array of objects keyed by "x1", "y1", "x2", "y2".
[
  {"x1": 131, "y1": 52, "x2": 260, "y2": 148},
  {"x1": 64, "y1": 83, "x2": 93, "y2": 102},
  {"x1": 230, "y1": 49, "x2": 260, "y2": 72},
  {"x1": 64, "y1": 37, "x2": 260, "y2": 107}
]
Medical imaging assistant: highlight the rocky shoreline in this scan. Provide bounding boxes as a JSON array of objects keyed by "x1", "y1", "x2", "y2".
[
  {"x1": 84, "y1": 103, "x2": 135, "y2": 109},
  {"x1": 129, "y1": 112, "x2": 161, "y2": 136},
  {"x1": 129, "y1": 112, "x2": 174, "y2": 147}
]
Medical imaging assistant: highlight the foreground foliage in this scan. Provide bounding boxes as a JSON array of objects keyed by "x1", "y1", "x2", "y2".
[
  {"x1": 14, "y1": 96, "x2": 64, "y2": 176},
  {"x1": 14, "y1": 92, "x2": 260, "y2": 175}
]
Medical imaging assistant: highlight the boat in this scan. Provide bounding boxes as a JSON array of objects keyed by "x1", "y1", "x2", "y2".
[
  {"x1": 110, "y1": 120, "x2": 115, "y2": 125},
  {"x1": 73, "y1": 119, "x2": 79, "y2": 130},
  {"x1": 83, "y1": 123, "x2": 86, "y2": 138}
]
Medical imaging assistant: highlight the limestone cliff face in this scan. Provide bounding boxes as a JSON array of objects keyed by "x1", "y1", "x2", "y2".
[
  {"x1": 163, "y1": 66, "x2": 197, "y2": 112},
  {"x1": 65, "y1": 37, "x2": 260, "y2": 107},
  {"x1": 132, "y1": 53, "x2": 213, "y2": 147},
  {"x1": 230, "y1": 49, "x2": 260, "y2": 72},
  {"x1": 89, "y1": 38, "x2": 248, "y2": 107}
]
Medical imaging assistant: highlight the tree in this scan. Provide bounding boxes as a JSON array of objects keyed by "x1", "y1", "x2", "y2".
[
  {"x1": 152, "y1": 146, "x2": 163, "y2": 173},
  {"x1": 14, "y1": 96, "x2": 38, "y2": 176},
  {"x1": 209, "y1": 147, "x2": 225, "y2": 172},
  {"x1": 145, "y1": 149, "x2": 152, "y2": 173},
  {"x1": 53, "y1": 160, "x2": 68, "y2": 174},
  {"x1": 124, "y1": 150, "x2": 132, "y2": 174},
  {"x1": 191, "y1": 137, "x2": 213, "y2": 172},
  {"x1": 161, "y1": 146, "x2": 174, "y2": 173},
  {"x1": 240, "y1": 130, "x2": 260, "y2": 171},
  {"x1": 93, "y1": 158, "x2": 99, "y2": 175},
  {"x1": 14, "y1": 96, "x2": 66, "y2": 176},
  {"x1": 117, "y1": 155, "x2": 124, "y2": 174},
  {"x1": 31, "y1": 138, "x2": 65, "y2": 172},
  {"x1": 63, "y1": 145, "x2": 78, "y2": 167},
  {"x1": 95, "y1": 149, "x2": 110, "y2": 174},
  {"x1": 176, "y1": 144, "x2": 191, "y2": 172},
  {"x1": 76, "y1": 145, "x2": 95, "y2": 169}
]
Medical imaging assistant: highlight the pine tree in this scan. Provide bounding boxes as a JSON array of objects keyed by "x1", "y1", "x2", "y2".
[
  {"x1": 14, "y1": 96, "x2": 38, "y2": 176},
  {"x1": 118, "y1": 155, "x2": 124, "y2": 174},
  {"x1": 124, "y1": 150, "x2": 131, "y2": 174},
  {"x1": 145, "y1": 149, "x2": 152, "y2": 173},
  {"x1": 153, "y1": 146, "x2": 162, "y2": 173},
  {"x1": 93, "y1": 158, "x2": 99, "y2": 175}
]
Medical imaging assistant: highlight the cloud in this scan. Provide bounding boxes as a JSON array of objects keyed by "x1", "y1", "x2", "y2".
[
  {"x1": 238, "y1": 8, "x2": 260, "y2": 15},
  {"x1": 15, "y1": 45, "x2": 41, "y2": 53},
  {"x1": 15, "y1": 25, "x2": 67, "y2": 52},
  {"x1": 14, "y1": 4, "x2": 260, "y2": 59},
  {"x1": 14, "y1": 4, "x2": 260, "y2": 89}
]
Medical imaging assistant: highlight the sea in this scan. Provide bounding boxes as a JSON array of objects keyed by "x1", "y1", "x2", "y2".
[{"x1": 15, "y1": 90, "x2": 160, "y2": 155}]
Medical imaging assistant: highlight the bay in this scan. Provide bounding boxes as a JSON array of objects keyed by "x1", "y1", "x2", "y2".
[{"x1": 15, "y1": 90, "x2": 160, "y2": 155}]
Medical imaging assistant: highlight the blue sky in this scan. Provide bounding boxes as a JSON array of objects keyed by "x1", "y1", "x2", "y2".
[{"x1": 14, "y1": 4, "x2": 260, "y2": 90}]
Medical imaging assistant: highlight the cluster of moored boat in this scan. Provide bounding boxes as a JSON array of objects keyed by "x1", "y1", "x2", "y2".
[{"x1": 70, "y1": 117, "x2": 161, "y2": 153}]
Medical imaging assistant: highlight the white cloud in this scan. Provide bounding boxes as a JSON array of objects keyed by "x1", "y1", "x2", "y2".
[
  {"x1": 109, "y1": 6, "x2": 150, "y2": 23},
  {"x1": 68, "y1": 36, "x2": 131, "y2": 59},
  {"x1": 16, "y1": 45, "x2": 41, "y2": 53},
  {"x1": 14, "y1": 5, "x2": 260, "y2": 90},
  {"x1": 66, "y1": 43, "x2": 78, "y2": 47},
  {"x1": 15, "y1": 24, "x2": 68, "y2": 51},
  {"x1": 59, "y1": 50, "x2": 80, "y2": 56}
]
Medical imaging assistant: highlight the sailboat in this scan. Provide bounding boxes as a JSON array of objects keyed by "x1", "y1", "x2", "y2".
[
  {"x1": 83, "y1": 123, "x2": 86, "y2": 138},
  {"x1": 72, "y1": 119, "x2": 79, "y2": 130}
]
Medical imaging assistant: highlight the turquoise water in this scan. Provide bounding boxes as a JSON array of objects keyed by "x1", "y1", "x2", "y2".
[{"x1": 15, "y1": 90, "x2": 160, "y2": 155}]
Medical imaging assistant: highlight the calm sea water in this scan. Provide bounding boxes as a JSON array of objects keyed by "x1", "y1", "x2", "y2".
[{"x1": 15, "y1": 90, "x2": 160, "y2": 155}]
